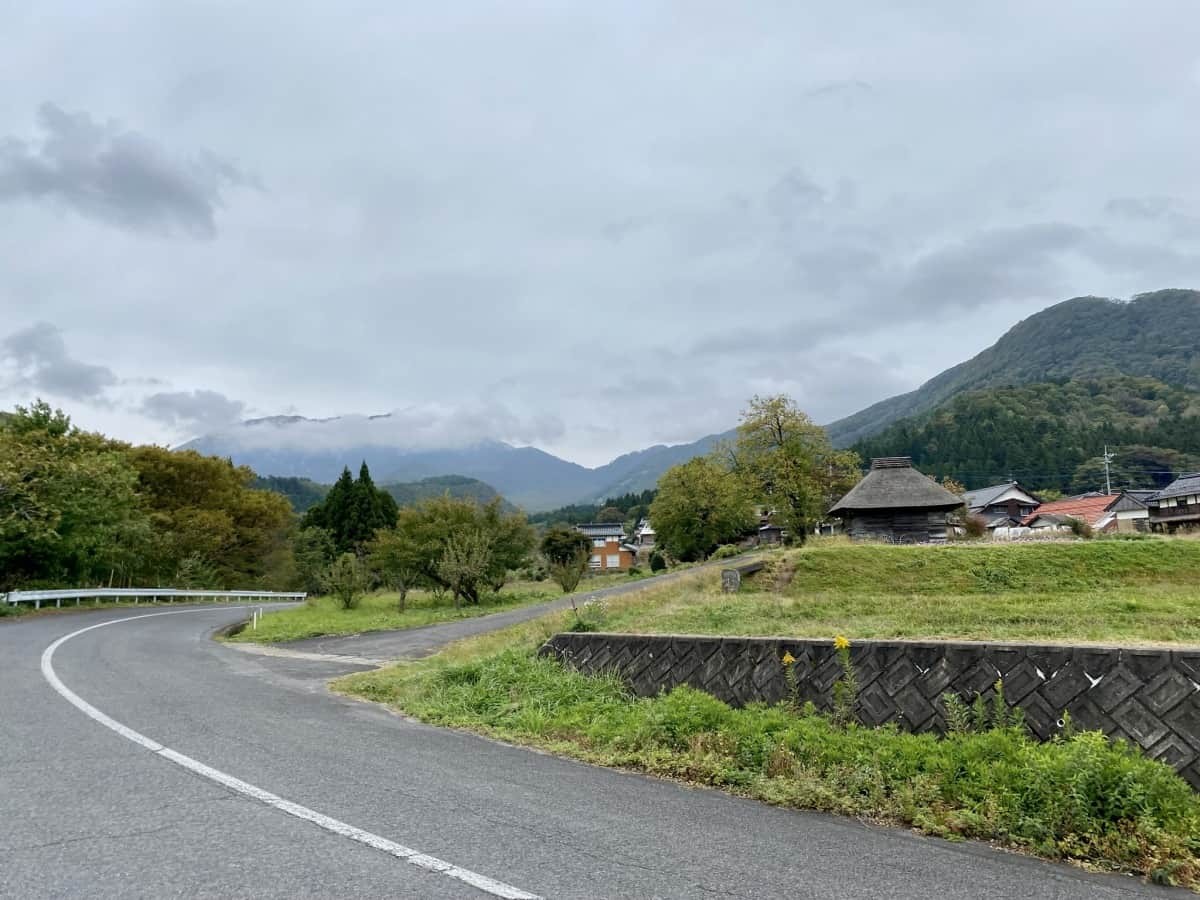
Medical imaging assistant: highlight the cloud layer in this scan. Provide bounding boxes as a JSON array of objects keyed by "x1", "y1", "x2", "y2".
[{"x1": 0, "y1": 4, "x2": 1199, "y2": 464}]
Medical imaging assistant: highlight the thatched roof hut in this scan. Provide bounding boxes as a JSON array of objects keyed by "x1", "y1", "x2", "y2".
[{"x1": 829, "y1": 457, "x2": 962, "y2": 543}]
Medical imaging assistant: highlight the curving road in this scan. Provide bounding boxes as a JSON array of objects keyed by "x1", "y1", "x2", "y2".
[{"x1": 0, "y1": 601, "x2": 1188, "y2": 899}]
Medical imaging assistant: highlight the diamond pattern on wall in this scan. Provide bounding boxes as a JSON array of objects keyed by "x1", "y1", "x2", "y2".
[{"x1": 541, "y1": 633, "x2": 1200, "y2": 789}]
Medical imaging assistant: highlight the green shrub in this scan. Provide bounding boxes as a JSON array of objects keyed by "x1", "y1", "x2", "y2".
[
  {"x1": 356, "y1": 650, "x2": 1200, "y2": 887},
  {"x1": 710, "y1": 544, "x2": 742, "y2": 560},
  {"x1": 649, "y1": 550, "x2": 667, "y2": 572}
]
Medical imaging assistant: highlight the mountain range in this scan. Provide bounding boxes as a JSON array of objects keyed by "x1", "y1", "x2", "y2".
[
  {"x1": 188, "y1": 420, "x2": 728, "y2": 511},
  {"x1": 189, "y1": 289, "x2": 1200, "y2": 510}
]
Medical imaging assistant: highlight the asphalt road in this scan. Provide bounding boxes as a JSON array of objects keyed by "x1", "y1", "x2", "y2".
[{"x1": 1, "y1": 597, "x2": 1190, "y2": 898}]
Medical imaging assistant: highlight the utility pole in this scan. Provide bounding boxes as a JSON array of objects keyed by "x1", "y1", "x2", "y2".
[{"x1": 1102, "y1": 445, "x2": 1114, "y2": 495}]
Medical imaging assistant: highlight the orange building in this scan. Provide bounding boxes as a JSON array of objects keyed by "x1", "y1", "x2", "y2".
[{"x1": 575, "y1": 523, "x2": 637, "y2": 572}]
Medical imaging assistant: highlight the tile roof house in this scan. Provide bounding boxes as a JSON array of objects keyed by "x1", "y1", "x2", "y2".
[
  {"x1": 962, "y1": 481, "x2": 1041, "y2": 528},
  {"x1": 829, "y1": 457, "x2": 963, "y2": 544},
  {"x1": 1020, "y1": 495, "x2": 1118, "y2": 532},
  {"x1": 1106, "y1": 490, "x2": 1153, "y2": 533},
  {"x1": 1146, "y1": 472, "x2": 1200, "y2": 533},
  {"x1": 575, "y1": 523, "x2": 638, "y2": 571}
]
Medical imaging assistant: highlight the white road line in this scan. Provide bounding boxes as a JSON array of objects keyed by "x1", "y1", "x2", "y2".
[
  {"x1": 40, "y1": 609, "x2": 542, "y2": 900},
  {"x1": 224, "y1": 642, "x2": 385, "y2": 666}
]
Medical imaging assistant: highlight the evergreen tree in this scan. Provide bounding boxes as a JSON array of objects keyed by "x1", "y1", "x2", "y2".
[{"x1": 301, "y1": 463, "x2": 397, "y2": 554}]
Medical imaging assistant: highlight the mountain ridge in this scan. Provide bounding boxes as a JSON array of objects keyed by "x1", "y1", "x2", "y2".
[{"x1": 825, "y1": 289, "x2": 1200, "y2": 446}]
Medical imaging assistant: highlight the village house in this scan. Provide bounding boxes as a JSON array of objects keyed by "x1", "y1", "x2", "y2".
[
  {"x1": 575, "y1": 522, "x2": 638, "y2": 572},
  {"x1": 1107, "y1": 489, "x2": 1155, "y2": 533},
  {"x1": 1020, "y1": 494, "x2": 1119, "y2": 534},
  {"x1": 828, "y1": 457, "x2": 963, "y2": 543},
  {"x1": 633, "y1": 519, "x2": 656, "y2": 548},
  {"x1": 962, "y1": 481, "x2": 1041, "y2": 529},
  {"x1": 1146, "y1": 473, "x2": 1200, "y2": 533}
]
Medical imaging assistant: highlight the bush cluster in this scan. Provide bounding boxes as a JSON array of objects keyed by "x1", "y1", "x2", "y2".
[{"x1": 381, "y1": 650, "x2": 1200, "y2": 887}]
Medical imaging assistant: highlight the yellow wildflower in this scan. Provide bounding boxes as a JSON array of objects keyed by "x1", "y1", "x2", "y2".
[
  {"x1": 781, "y1": 651, "x2": 796, "y2": 666},
  {"x1": 833, "y1": 635, "x2": 850, "y2": 651}
]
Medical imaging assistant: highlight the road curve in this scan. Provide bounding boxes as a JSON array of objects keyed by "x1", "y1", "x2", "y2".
[{"x1": 1, "y1": 605, "x2": 1187, "y2": 899}]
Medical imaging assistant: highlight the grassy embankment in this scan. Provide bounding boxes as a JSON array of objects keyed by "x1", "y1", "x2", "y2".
[
  {"x1": 229, "y1": 571, "x2": 651, "y2": 644},
  {"x1": 338, "y1": 539, "x2": 1200, "y2": 887},
  {"x1": 602, "y1": 538, "x2": 1200, "y2": 644}
]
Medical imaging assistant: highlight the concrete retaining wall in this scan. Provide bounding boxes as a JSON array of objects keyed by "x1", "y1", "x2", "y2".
[{"x1": 539, "y1": 632, "x2": 1200, "y2": 788}]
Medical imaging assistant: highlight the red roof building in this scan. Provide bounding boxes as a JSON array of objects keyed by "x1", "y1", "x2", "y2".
[{"x1": 1021, "y1": 495, "x2": 1117, "y2": 531}]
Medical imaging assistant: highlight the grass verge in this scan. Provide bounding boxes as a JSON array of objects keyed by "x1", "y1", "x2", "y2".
[{"x1": 338, "y1": 638, "x2": 1200, "y2": 888}]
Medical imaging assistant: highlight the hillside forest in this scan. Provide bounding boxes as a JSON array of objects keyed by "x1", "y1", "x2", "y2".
[{"x1": 852, "y1": 375, "x2": 1200, "y2": 492}]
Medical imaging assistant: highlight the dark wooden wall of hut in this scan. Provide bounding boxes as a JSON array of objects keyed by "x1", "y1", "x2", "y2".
[{"x1": 844, "y1": 510, "x2": 951, "y2": 544}]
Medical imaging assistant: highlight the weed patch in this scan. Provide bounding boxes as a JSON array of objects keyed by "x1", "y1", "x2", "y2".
[{"x1": 339, "y1": 648, "x2": 1200, "y2": 887}]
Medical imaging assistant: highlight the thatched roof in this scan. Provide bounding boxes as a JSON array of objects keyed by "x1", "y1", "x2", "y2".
[{"x1": 829, "y1": 458, "x2": 963, "y2": 515}]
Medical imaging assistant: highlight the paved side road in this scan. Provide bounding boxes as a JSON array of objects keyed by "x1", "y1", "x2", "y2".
[
  {"x1": 0, "y1": 604, "x2": 1188, "y2": 897},
  {"x1": 281, "y1": 560, "x2": 726, "y2": 660}
]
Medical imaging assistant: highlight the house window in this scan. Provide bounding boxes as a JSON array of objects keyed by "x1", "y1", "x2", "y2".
[
  {"x1": 593, "y1": 538, "x2": 607, "y2": 547},
  {"x1": 606, "y1": 554, "x2": 620, "y2": 568},
  {"x1": 589, "y1": 554, "x2": 601, "y2": 568}
]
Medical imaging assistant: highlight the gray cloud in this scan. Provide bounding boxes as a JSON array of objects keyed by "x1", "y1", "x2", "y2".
[
  {"x1": 0, "y1": 103, "x2": 252, "y2": 238},
  {"x1": 2, "y1": 4, "x2": 1200, "y2": 465},
  {"x1": 204, "y1": 404, "x2": 565, "y2": 453},
  {"x1": 1, "y1": 322, "x2": 117, "y2": 401},
  {"x1": 141, "y1": 389, "x2": 246, "y2": 433}
]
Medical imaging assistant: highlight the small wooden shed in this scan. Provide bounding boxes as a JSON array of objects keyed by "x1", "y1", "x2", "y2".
[{"x1": 829, "y1": 457, "x2": 963, "y2": 543}]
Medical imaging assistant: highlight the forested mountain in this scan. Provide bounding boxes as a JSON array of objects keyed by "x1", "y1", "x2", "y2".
[
  {"x1": 251, "y1": 475, "x2": 328, "y2": 512},
  {"x1": 827, "y1": 289, "x2": 1200, "y2": 446},
  {"x1": 852, "y1": 375, "x2": 1200, "y2": 492},
  {"x1": 528, "y1": 489, "x2": 657, "y2": 527},
  {"x1": 381, "y1": 475, "x2": 509, "y2": 509},
  {"x1": 254, "y1": 472, "x2": 508, "y2": 514}
]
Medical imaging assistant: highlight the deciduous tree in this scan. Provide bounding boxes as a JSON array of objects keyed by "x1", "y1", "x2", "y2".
[
  {"x1": 728, "y1": 395, "x2": 860, "y2": 545},
  {"x1": 322, "y1": 552, "x2": 369, "y2": 610},
  {"x1": 649, "y1": 457, "x2": 754, "y2": 561},
  {"x1": 540, "y1": 524, "x2": 591, "y2": 594}
]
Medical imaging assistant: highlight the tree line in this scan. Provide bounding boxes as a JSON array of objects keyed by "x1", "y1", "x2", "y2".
[
  {"x1": 0, "y1": 401, "x2": 294, "y2": 592},
  {"x1": 647, "y1": 395, "x2": 860, "y2": 561},
  {"x1": 528, "y1": 489, "x2": 656, "y2": 531}
]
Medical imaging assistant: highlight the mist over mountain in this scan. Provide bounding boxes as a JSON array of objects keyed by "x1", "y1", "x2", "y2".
[
  {"x1": 185, "y1": 416, "x2": 728, "y2": 511},
  {"x1": 190, "y1": 290, "x2": 1200, "y2": 510}
]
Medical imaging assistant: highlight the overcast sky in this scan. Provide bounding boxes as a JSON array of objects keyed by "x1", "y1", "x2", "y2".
[{"x1": 2, "y1": 3, "x2": 1199, "y2": 466}]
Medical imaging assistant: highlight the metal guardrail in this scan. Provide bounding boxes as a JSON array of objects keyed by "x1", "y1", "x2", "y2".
[{"x1": 2, "y1": 588, "x2": 306, "y2": 609}]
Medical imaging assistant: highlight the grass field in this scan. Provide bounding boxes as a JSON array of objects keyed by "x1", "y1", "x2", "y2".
[
  {"x1": 228, "y1": 581, "x2": 559, "y2": 643},
  {"x1": 227, "y1": 571, "x2": 648, "y2": 644},
  {"x1": 597, "y1": 539, "x2": 1200, "y2": 645},
  {"x1": 338, "y1": 538, "x2": 1200, "y2": 886}
]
